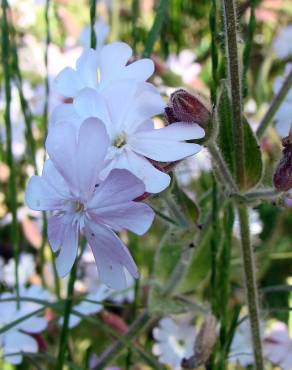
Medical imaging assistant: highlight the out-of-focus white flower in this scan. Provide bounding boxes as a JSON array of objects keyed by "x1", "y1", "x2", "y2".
[
  {"x1": 166, "y1": 50, "x2": 201, "y2": 85},
  {"x1": 79, "y1": 18, "x2": 109, "y2": 49},
  {"x1": 54, "y1": 43, "x2": 154, "y2": 98},
  {"x1": 152, "y1": 317, "x2": 196, "y2": 369},
  {"x1": 62, "y1": 285, "x2": 111, "y2": 329},
  {"x1": 229, "y1": 318, "x2": 254, "y2": 366},
  {"x1": 175, "y1": 148, "x2": 211, "y2": 186},
  {"x1": 273, "y1": 63, "x2": 292, "y2": 137},
  {"x1": 264, "y1": 321, "x2": 292, "y2": 370},
  {"x1": 2, "y1": 253, "x2": 36, "y2": 287},
  {"x1": 234, "y1": 209, "x2": 263, "y2": 239},
  {"x1": 273, "y1": 25, "x2": 292, "y2": 59},
  {"x1": 0, "y1": 285, "x2": 49, "y2": 365}
]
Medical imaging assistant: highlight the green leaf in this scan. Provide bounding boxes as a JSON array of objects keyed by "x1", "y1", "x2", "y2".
[
  {"x1": 217, "y1": 80, "x2": 263, "y2": 190},
  {"x1": 171, "y1": 179, "x2": 200, "y2": 225}
]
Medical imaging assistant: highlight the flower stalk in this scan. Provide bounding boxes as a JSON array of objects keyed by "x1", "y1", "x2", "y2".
[
  {"x1": 222, "y1": 0, "x2": 245, "y2": 189},
  {"x1": 237, "y1": 205, "x2": 264, "y2": 369}
]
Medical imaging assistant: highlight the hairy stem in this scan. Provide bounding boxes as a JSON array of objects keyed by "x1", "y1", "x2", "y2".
[
  {"x1": 237, "y1": 205, "x2": 264, "y2": 369},
  {"x1": 208, "y1": 142, "x2": 238, "y2": 192},
  {"x1": 222, "y1": 0, "x2": 245, "y2": 188},
  {"x1": 256, "y1": 69, "x2": 292, "y2": 138}
]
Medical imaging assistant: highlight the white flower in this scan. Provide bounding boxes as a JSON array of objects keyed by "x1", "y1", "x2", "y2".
[
  {"x1": 0, "y1": 285, "x2": 49, "y2": 365},
  {"x1": 2, "y1": 253, "x2": 36, "y2": 287},
  {"x1": 54, "y1": 43, "x2": 154, "y2": 97},
  {"x1": 234, "y1": 209, "x2": 263, "y2": 239},
  {"x1": 264, "y1": 321, "x2": 292, "y2": 370},
  {"x1": 79, "y1": 18, "x2": 109, "y2": 49},
  {"x1": 51, "y1": 80, "x2": 204, "y2": 193},
  {"x1": 229, "y1": 318, "x2": 254, "y2": 366},
  {"x1": 25, "y1": 118, "x2": 154, "y2": 290},
  {"x1": 166, "y1": 49, "x2": 201, "y2": 85},
  {"x1": 273, "y1": 25, "x2": 292, "y2": 60},
  {"x1": 61, "y1": 285, "x2": 111, "y2": 329},
  {"x1": 273, "y1": 63, "x2": 292, "y2": 137},
  {"x1": 152, "y1": 317, "x2": 196, "y2": 369}
]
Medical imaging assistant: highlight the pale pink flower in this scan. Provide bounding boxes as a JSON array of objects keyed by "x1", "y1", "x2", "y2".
[{"x1": 25, "y1": 118, "x2": 154, "y2": 289}]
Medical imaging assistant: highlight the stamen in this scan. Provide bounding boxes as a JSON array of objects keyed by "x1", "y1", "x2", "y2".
[
  {"x1": 75, "y1": 201, "x2": 85, "y2": 213},
  {"x1": 113, "y1": 132, "x2": 127, "y2": 148}
]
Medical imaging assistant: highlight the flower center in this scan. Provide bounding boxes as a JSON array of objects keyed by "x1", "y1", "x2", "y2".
[
  {"x1": 113, "y1": 132, "x2": 127, "y2": 148},
  {"x1": 75, "y1": 201, "x2": 85, "y2": 213}
]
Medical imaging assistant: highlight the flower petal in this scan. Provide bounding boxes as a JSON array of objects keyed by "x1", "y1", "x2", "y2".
[
  {"x1": 88, "y1": 201, "x2": 154, "y2": 235},
  {"x1": 100, "y1": 149, "x2": 170, "y2": 193},
  {"x1": 76, "y1": 118, "x2": 110, "y2": 197},
  {"x1": 25, "y1": 176, "x2": 65, "y2": 211},
  {"x1": 87, "y1": 168, "x2": 145, "y2": 208},
  {"x1": 49, "y1": 104, "x2": 81, "y2": 130},
  {"x1": 85, "y1": 221, "x2": 138, "y2": 289},
  {"x1": 54, "y1": 67, "x2": 83, "y2": 97},
  {"x1": 47, "y1": 214, "x2": 68, "y2": 252},
  {"x1": 73, "y1": 88, "x2": 111, "y2": 126},
  {"x1": 42, "y1": 159, "x2": 71, "y2": 199},
  {"x1": 18, "y1": 317, "x2": 48, "y2": 333},
  {"x1": 99, "y1": 42, "x2": 132, "y2": 87},
  {"x1": 55, "y1": 220, "x2": 79, "y2": 277},
  {"x1": 76, "y1": 48, "x2": 98, "y2": 88},
  {"x1": 123, "y1": 58, "x2": 155, "y2": 81},
  {"x1": 4, "y1": 331, "x2": 38, "y2": 356},
  {"x1": 45, "y1": 121, "x2": 79, "y2": 194},
  {"x1": 129, "y1": 123, "x2": 204, "y2": 161}
]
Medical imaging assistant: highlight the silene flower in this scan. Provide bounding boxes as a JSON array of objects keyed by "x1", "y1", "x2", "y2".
[
  {"x1": 51, "y1": 80, "x2": 205, "y2": 193},
  {"x1": 0, "y1": 285, "x2": 49, "y2": 365},
  {"x1": 54, "y1": 42, "x2": 154, "y2": 98},
  {"x1": 152, "y1": 317, "x2": 196, "y2": 370},
  {"x1": 25, "y1": 118, "x2": 154, "y2": 289}
]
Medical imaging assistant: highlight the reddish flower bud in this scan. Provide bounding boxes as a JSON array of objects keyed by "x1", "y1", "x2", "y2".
[
  {"x1": 273, "y1": 136, "x2": 292, "y2": 192},
  {"x1": 166, "y1": 89, "x2": 210, "y2": 129}
]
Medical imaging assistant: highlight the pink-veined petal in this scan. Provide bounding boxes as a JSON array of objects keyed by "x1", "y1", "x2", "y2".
[
  {"x1": 47, "y1": 214, "x2": 69, "y2": 252},
  {"x1": 42, "y1": 159, "x2": 71, "y2": 199},
  {"x1": 85, "y1": 221, "x2": 138, "y2": 290},
  {"x1": 45, "y1": 121, "x2": 79, "y2": 194},
  {"x1": 88, "y1": 201, "x2": 154, "y2": 235},
  {"x1": 87, "y1": 169, "x2": 145, "y2": 209},
  {"x1": 76, "y1": 118, "x2": 110, "y2": 197},
  {"x1": 55, "y1": 220, "x2": 79, "y2": 277},
  {"x1": 76, "y1": 48, "x2": 98, "y2": 88},
  {"x1": 54, "y1": 67, "x2": 83, "y2": 98},
  {"x1": 25, "y1": 176, "x2": 65, "y2": 211}
]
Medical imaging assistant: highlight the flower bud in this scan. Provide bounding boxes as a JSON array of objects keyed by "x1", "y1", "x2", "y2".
[
  {"x1": 273, "y1": 136, "x2": 292, "y2": 192},
  {"x1": 166, "y1": 89, "x2": 211, "y2": 129},
  {"x1": 181, "y1": 315, "x2": 217, "y2": 369}
]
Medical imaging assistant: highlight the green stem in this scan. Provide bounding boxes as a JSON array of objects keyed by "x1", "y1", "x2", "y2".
[
  {"x1": 143, "y1": 0, "x2": 168, "y2": 58},
  {"x1": 89, "y1": 0, "x2": 96, "y2": 49},
  {"x1": 1, "y1": 0, "x2": 20, "y2": 302},
  {"x1": 209, "y1": 0, "x2": 218, "y2": 104},
  {"x1": 256, "y1": 69, "x2": 292, "y2": 138},
  {"x1": 242, "y1": 0, "x2": 257, "y2": 98},
  {"x1": 222, "y1": 0, "x2": 245, "y2": 188},
  {"x1": 56, "y1": 263, "x2": 77, "y2": 370},
  {"x1": 92, "y1": 310, "x2": 152, "y2": 370},
  {"x1": 237, "y1": 205, "x2": 264, "y2": 370}
]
